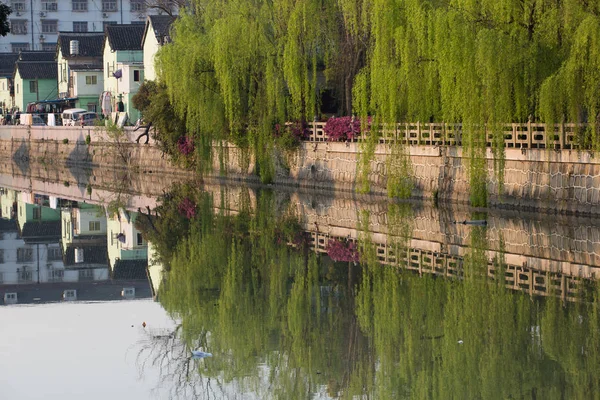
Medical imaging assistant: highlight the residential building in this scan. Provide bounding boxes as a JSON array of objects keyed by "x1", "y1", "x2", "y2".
[
  {"x1": 106, "y1": 209, "x2": 148, "y2": 279},
  {"x1": 13, "y1": 51, "x2": 58, "y2": 111},
  {"x1": 1, "y1": 0, "x2": 176, "y2": 53},
  {"x1": 16, "y1": 192, "x2": 60, "y2": 233},
  {"x1": 0, "y1": 53, "x2": 19, "y2": 113},
  {"x1": 57, "y1": 32, "x2": 105, "y2": 111},
  {"x1": 147, "y1": 240, "x2": 164, "y2": 300},
  {"x1": 0, "y1": 218, "x2": 67, "y2": 285},
  {"x1": 141, "y1": 14, "x2": 175, "y2": 82},
  {"x1": 103, "y1": 24, "x2": 144, "y2": 121}
]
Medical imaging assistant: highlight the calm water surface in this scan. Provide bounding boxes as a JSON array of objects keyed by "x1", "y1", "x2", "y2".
[{"x1": 1, "y1": 172, "x2": 600, "y2": 399}]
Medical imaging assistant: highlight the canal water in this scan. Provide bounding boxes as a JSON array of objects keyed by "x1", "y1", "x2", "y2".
[{"x1": 1, "y1": 170, "x2": 599, "y2": 399}]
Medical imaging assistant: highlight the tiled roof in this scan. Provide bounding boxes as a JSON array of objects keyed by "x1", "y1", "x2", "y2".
[
  {"x1": 15, "y1": 61, "x2": 58, "y2": 80},
  {"x1": 64, "y1": 245, "x2": 108, "y2": 266},
  {"x1": 19, "y1": 51, "x2": 55, "y2": 62},
  {"x1": 21, "y1": 221, "x2": 61, "y2": 241},
  {"x1": 0, "y1": 53, "x2": 19, "y2": 77},
  {"x1": 57, "y1": 32, "x2": 105, "y2": 58},
  {"x1": 113, "y1": 259, "x2": 148, "y2": 280},
  {"x1": 146, "y1": 15, "x2": 176, "y2": 45},
  {"x1": 106, "y1": 24, "x2": 145, "y2": 51},
  {"x1": 0, "y1": 219, "x2": 18, "y2": 232},
  {"x1": 70, "y1": 63, "x2": 103, "y2": 71}
]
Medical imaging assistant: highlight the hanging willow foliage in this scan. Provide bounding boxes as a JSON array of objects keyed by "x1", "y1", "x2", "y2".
[{"x1": 153, "y1": 0, "x2": 600, "y2": 201}]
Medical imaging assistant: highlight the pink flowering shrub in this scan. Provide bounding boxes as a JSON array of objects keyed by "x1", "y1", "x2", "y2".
[
  {"x1": 324, "y1": 117, "x2": 362, "y2": 142},
  {"x1": 326, "y1": 238, "x2": 359, "y2": 262},
  {"x1": 177, "y1": 136, "x2": 194, "y2": 156},
  {"x1": 177, "y1": 197, "x2": 197, "y2": 218},
  {"x1": 274, "y1": 121, "x2": 310, "y2": 141}
]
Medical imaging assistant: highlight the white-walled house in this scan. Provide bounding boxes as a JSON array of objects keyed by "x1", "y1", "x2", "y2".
[
  {"x1": 102, "y1": 24, "x2": 145, "y2": 122},
  {"x1": 141, "y1": 15, "x2": 175, "y2": 82},
  {"x1": 106, "y1": 209, "x2": 147, "y2": 279},
  {"x1": 57, "y1": 32, "x2": 105, "y2": 111},
  {"x1": 0, "y1": 217, "x2": 108, "y2": 285},
  {"x1": 0, "y1": 53, "x2": 19, "y2": 113}
]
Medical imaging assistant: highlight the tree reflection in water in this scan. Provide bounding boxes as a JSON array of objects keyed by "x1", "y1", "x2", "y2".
[{"x1": 136, "y1": 185, "x2": 600, "y2": 399}]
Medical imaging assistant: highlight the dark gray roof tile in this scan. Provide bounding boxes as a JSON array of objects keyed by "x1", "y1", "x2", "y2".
[
  {"x1": 19, "y1": 51, "x2": 55, "y2": 62},
  {"x1": 0, "y1": 53, "x2": 19, "y2": 76},
  {"x1": 57, "y1": 32, "x2": 105, "y2": 58},
  {"x1": 15, "y1": 61, "x2": 57, "y2": 80},
  {"x1": 106, "y1": 24, "x2": 145, "y2": 51}
]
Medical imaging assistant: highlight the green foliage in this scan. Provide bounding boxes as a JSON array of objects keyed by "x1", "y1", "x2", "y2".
[
  {"x1": 152, "y1": 0, "x2": 600, "y2": 200},
  {"x1": 0, "y1": 3, "x2": 10, "y2": 37},
  {"x1": 85, "y1": 134, "x2": 91, "y2": 145},
  {"x1": 62, "y1": 138, "x2": 69, "y2": 144}
]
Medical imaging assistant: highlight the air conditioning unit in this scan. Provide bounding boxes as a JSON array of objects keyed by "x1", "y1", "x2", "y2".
[
  {"x1": 102, "y1": 13, "x2": 108, "y2": 18},
  {"x1": 39, "y1": 35, "x2": 45, "y2": 41},
  {"x1": 4, "y1": 292, "x2": 18, "y2": 305},
  {"x1": 39, "y1": 12, "x2": 46, "y2": 18},
  {"x1": 121, "y1": 287, "x2": 135, "y2": 299},
  {"x1": 63, "y1": 289, "x2": 77, "y2": 301},
  {"x1": 15, "y1": 12, "x2": 21, "y2": 16}
]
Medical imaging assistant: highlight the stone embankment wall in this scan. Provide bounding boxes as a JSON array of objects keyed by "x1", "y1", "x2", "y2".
[{"x1": 3, "y1": 125, "x2": 600, "y2": 215}]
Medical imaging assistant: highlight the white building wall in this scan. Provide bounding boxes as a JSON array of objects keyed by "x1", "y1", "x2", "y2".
[
  {"x1": 75, "y1": 208, "x2": 107, "y2": 235},
  {"x1": 0, "y1": 0, "x2": 168, "y2": 52},
  {"x1": 73, "y1": 71, "x2": 104, "y2": 98},
  {"x1": 142, "y1": 31, "x2": 160, "y2": 82},
  {"x1": 0, "y1": 77, "x2": 13, "y2": 111}
]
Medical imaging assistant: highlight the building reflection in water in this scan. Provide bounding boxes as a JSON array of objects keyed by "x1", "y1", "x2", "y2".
[{"x1": 0, "y1": 187, "x2": 152, "y2": 305}]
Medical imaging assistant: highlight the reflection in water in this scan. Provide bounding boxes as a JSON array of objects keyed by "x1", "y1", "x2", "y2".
[
  {"x1": 2, "y1": 163, "x2": 600, "y2": 398},
  {"x1": 133, "y1": 184, "x2": 600, "y2": 399}
]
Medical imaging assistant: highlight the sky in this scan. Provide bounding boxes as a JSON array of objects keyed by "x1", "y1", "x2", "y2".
[{"x1": 0, "y1": 299, "x2": 177, "y2": 400}]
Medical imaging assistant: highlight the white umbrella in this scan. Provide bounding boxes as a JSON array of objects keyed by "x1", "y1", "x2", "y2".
[{"x1": 101, "y1": 92, "x2": 112, "y2": 117}]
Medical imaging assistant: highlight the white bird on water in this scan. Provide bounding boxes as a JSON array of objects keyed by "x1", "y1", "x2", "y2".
[{"x1": 191, "y1": 350, "x2": 213, "y2": 359}]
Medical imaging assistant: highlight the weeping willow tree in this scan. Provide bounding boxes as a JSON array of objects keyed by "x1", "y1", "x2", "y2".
[
  {"x1": 156, "y1": 0, "x2": 324, "y2": 182},
  {"x1": 153, "y1": 0, "x2": 600, "y2": 201}
]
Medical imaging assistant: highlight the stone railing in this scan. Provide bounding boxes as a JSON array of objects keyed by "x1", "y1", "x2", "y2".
[
  {"x1": 308, "y1": 231, "x2": 587, "y2": 301},
  {"x1": 304, "y1": 121, "x2": 590, "y2": 150}
]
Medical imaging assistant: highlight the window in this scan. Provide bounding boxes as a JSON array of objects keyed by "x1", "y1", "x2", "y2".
[
  {"x1": 73, "y1": 21, "x2": 88, "y2": 32},
  {"x1": 42, "y1": 42, "x2": 56, "y2": 51},
  {"x1": 17, "y1": 248, "x2": 33, "y2": 262},
  {"x1": 130, "y1": 0, "x2": 145, "y2": 12},
  {"x1": 89, "y1": 221, "x2": 100, "y2": 231},
  {"x1": 79, "y1": 269, "x2": 94, "y2": 281},
  {"x1": 49, "y1": 268, "x2": 64, "y2": 282},
  {"x1": 137, "y1": 232, "x2": 143, "y2": 246},
  {"x1": 85, "y1": 75, "x2": 97, "y2": 85},
  {"x1": 11, "y1": 1, "x2": 26, "y2": 12},
  {"x1": 87, "y1": 103, "x2": 96, "y2": 112},
  {"x1": 11, "y1": 42, "x2": 29, "y2": 53},
  {"x1": 0, "y1": 249, "x2": 3, "y2": 263},
  {"x1": 10, "y1": 20, "x2": 27, "y2": 35},
  {"x1": 72, "y1": 0, "x2": 87, "y2": 11},
  {"x1": 41, "y1": 20, "x2": 58, "y2": 34},
  {"x1": 48, "y1": 247, "x2": 62, "y2": 261},
  {"x1": 102, "y1": 0, "x2": 117, "y2": 12},
  {"x1": 103, "y1": 21, "x2": 117, "y2": 31},
  {"x1": 18, "y1": 268, "x2": 33, "y2": 282},
  {"x1": 133, "y1": 70, "x2": 140, "y2": 82},
  {"x1": 32, "y1": 206, "x2": 41, "y2": 218},
  {"x1": 16, "y1": 84, "x2": 19, "y2": 94},
  {"x1": 41, "y1": 0, "x2": 58, "y2": 11}
]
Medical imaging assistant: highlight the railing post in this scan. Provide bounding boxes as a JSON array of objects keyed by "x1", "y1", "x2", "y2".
[
  {"x1": 559, "y1": 122, "x2": 565, "y2": 150},
  {"x1": 527, "y1": 115, "x2": 532, "y2": 148},
  {"x1": 313, "y1": 117, "x2": 317, "y2": 142},
  {"x1": 417, "y1": 121, "x2": 421, "y2": 145}
]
